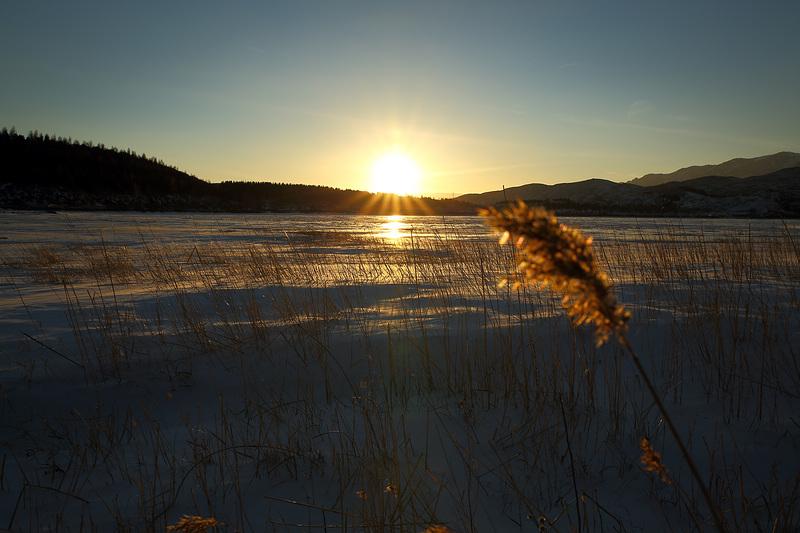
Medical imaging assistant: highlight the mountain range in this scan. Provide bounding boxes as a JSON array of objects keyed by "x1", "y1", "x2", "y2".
[
  {"x1": 629, "y1": 151, "x2": 800, "y2": 186},
  {"x1": 456, "y1": 152, "x2": 800, "y2": 217}
]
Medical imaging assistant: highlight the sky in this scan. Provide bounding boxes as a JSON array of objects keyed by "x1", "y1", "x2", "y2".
[{"x1": 1, "y1": 0, "x2": 799, "y2": 195}]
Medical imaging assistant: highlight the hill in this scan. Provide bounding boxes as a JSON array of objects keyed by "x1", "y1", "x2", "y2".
[
  {"x1": 457, "y1": 168, "x2": 800, "y2": 217},
  {"x1": 0, "y1": 130, "x2": 474, "y2": 215},
  {"x1": 458, "y1": 178, "x2": 648, "y2": 207},
  {"x1": 629, "y1": 151, "x2": 800, "y2": 186}
]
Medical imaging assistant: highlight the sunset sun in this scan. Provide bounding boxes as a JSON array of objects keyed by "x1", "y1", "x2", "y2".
[{"x1": 370, "y1": 151, "x2": 422, "y2": 196}]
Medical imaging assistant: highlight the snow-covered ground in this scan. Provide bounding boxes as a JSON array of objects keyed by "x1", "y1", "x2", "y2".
[{"x1": 0, "y1": 211, "x2": 798, "y2": 531}]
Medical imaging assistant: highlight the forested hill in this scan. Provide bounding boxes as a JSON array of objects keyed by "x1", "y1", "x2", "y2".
[
  {"x1": 0, "y1": 129, "x2": 208, "y2": 196},
  {"x1": 0, "y1": 130, "x2": 474, "y2": 215}
]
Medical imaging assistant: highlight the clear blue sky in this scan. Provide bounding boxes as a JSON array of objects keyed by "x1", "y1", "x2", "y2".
[{"x1": 1, "y1": 1, "x2": 798, "y2": 194}]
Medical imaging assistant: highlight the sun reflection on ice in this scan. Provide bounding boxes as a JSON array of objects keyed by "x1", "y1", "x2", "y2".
[{"x1": 378, "y1": 215, "x2": 411, "y2": 240}]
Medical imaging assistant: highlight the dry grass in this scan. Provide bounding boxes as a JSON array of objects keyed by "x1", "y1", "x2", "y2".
[
  {"x1": 0, "y1": 215, "x2": 798, "y2": 531},
  {"x1": 483, "y1": 202, "x2": 724, "y2": 531}
]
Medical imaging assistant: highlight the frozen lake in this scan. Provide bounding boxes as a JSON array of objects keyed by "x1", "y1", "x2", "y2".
[
  {"x1": 0, "y1": 210, "x2": 798, "y2": 531},
  {"x1": 1, "y1": 209, "x2": 797, "y2": 246}
]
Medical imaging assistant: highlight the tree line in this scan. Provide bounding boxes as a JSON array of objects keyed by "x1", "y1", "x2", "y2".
[{"x1": 0, "y1": 129, "x2": 475, "y2": 215}]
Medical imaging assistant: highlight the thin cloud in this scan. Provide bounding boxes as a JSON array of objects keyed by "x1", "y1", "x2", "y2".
[
  {"x1": 428, "y1": 162, "x2": 534, "y2": 178},
  {"x1": 627, "y1": 100, "x2": 655, "y2": 119},
  {"x1": 560, "y1": 115, "x2": 795, "y2": 149},
  {"x1": 265, "y1": 103, "x2": 522, "y2": 147}
]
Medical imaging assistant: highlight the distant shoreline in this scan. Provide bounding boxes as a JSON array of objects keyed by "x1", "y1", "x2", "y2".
[
  {"x1": 3, "y1": 206, "x2": 797, "y2": 220},
  {"x1": 3, "y1": 132, "x2": 798, "y2": 219}
]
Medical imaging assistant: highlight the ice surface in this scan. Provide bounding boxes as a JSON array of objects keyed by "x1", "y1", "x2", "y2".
[{"x1": 0, "y1": 211, "x2": 798, "y2": 531}]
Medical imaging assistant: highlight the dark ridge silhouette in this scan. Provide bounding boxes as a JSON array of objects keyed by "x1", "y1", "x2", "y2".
[
  {"x1": 629, "y1": 151, "x2": 800, "y2": 187},
  {"x1": 0, "y1": 129, "x2": 475, "y2": 215},
  {"x1": 0, "y1": 127, "x2": 207, "y2": 196},
  {"x1": 457, "y1": 168, "x2": 800, "y2": 217}
]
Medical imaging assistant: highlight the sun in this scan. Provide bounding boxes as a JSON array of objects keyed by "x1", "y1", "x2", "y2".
[{"x1": 370, "y1": 150, "x2": 422, "y2": 196}]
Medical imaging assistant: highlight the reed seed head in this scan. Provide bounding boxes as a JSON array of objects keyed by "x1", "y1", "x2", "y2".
[
  {"x1": 639, "y1": 436, "x2": 672, "y2": 485},
  {"x1": 422, "y1": 525, "x2": 456, "y2": 533},
  {"x1": 166, "y1": 515, "x2": 220, "y2": 532},
  {"x1": 480, "y1": 200, "x2": 630, "y2": 345}
]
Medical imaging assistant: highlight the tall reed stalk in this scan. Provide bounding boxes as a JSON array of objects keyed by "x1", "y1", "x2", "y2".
[{"x1": 481, "y1": 200, "x2": 727, "y2": 533}]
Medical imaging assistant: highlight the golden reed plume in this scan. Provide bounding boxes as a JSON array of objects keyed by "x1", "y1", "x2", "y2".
[
  {"x1": 480, "y1": 200, "x2": 630, "y2": 346},
  {"x1": 166, "y1": 515, "x2": 220, "y2": 533},
  {"x1": 421, "y1": 526, "x2": 456, "y2": 533},
  {"x1": 640, "y1": 436, "x2": 672, "y2": 485},
  {"x1": 481, "y1": 200, "x2": 726, "y2": 532}
]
